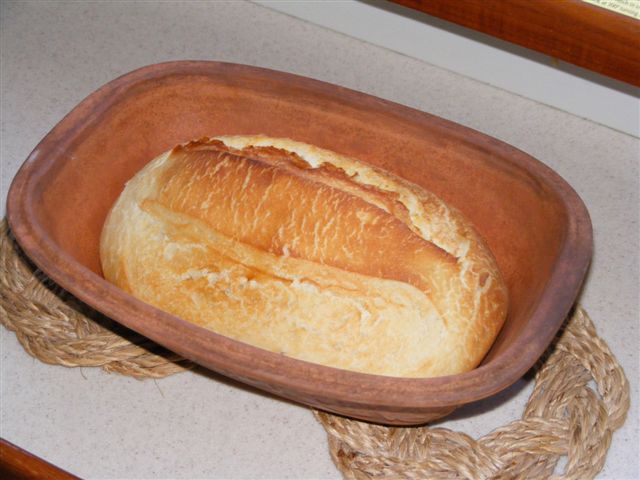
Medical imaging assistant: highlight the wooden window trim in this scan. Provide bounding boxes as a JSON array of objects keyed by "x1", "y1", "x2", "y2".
[{"x1": 388, "y1": 0, "x2": 640, "y2": 87}]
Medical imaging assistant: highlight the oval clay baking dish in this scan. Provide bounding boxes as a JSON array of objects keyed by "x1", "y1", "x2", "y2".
[{"x1": 7, "y1": 61, "x2": 592, "y2": 425}]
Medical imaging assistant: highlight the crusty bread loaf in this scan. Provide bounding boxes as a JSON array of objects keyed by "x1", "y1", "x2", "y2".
[{"x1": 100, "y1": 135, "x2": 508, "y2": 378}]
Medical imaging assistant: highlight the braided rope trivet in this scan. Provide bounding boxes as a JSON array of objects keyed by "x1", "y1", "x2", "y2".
[{"x1": 0, "y1": 219, "x2": 630, "y2": 479}]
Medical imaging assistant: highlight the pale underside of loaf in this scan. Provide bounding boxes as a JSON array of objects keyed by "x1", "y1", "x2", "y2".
[{"x1": 100, "y1": 135, "x2": 508, "y2": 378}]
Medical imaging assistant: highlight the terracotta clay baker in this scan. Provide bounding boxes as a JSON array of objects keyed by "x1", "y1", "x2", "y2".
[{"x1": 6, "y1": 61, "x2": 592, "y2": 425}]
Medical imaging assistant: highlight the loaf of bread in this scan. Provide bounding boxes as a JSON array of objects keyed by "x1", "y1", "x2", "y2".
[{"x1": 100, "y1": 135, "x2": 508, "y2": 378}]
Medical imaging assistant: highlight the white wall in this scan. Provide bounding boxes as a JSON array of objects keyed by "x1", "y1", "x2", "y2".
[{"x1": 255, "y1": 0, "x2": 639, "y2": 137}]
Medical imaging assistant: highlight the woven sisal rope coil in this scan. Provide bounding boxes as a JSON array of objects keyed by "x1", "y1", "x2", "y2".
[{"x1": 0, "y1": 219, "x2": 630, "y2": 479}]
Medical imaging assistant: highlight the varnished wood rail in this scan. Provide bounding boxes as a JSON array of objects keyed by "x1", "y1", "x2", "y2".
[
  {"x1": 0, "y1": 439, "x2": 79, "y2": 480},
  {"x1": 388, "y1": 0, "x2": 640, "y2": 87}
]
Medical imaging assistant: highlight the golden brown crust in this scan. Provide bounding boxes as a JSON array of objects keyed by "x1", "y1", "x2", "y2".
[{"x1": 100, "y1": 135, "x2": 508, "y2": 377}]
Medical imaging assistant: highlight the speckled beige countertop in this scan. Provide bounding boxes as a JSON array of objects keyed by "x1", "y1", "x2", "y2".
[{"x1": 1, "y1": 1, "x2": 638, "y2": 479}]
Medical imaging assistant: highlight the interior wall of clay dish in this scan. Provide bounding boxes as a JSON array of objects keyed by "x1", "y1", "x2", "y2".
[{"x1": 29, "y1": 68, "x2": 567, "y2": 361}]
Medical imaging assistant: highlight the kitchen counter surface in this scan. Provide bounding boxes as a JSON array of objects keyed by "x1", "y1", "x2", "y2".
[{"x1": 1, "y1": 1, "x2": 637, "y2": 479}]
